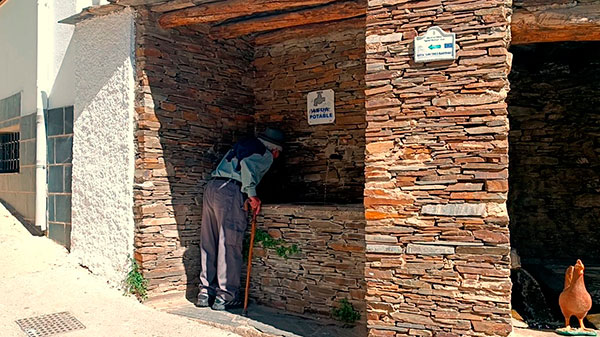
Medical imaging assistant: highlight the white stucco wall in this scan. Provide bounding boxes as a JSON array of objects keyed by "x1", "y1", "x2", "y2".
[
  {"x1": 0, "y1": 0, "x2": 37, "y2": 113},
  {"x1": 50, "y1": 0, "x2": 108, "y2": 109},
  {"x1": 70, "y1": 8, "x2": 136, "y2": 287},
  {"x1": 47, "y1": 0, "x2": 77, "y2": 109}
]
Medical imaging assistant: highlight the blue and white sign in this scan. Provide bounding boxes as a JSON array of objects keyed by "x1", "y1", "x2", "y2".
[
  {"x1": 414, "y1": 26, "x2": 456, "y2": 63},
  {"x1": 307, "y1": 89, "x2": 335, "y2": 125}
]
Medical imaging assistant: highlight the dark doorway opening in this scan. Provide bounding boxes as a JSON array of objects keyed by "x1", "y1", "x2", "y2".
[{"x1": 507, "y1": 41, "x2": 600, "y2": 328}]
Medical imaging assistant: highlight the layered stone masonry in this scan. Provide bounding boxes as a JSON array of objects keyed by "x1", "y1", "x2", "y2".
[
  {"x1": 251, "y1": 204, "x2": 365, "y2": 318},
  {"x1": 365, "y1": 0, "x2": 513, "y2": 336},
  {"x1": 254, "y1": 25, "x2": 366, "y2": 204},
  {"x1": 133, "y1": 9, "x2": 255, "y2": 295}
]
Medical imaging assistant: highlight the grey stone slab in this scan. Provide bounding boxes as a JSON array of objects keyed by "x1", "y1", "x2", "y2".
[
  {"x1": 48, "y1": 223, "x2": 67, "y2": 247},
  {"x1": 20, "y1": 140, "x2": 35, "y2": 166},
  {"x1": 0, "y1": 93, "x2": 20, "y2": 122},
  {"x1": 413, "y1": 241, "x2": 483, "y2": 246},
  {"x1": 48, "y1": 138, "x2": 55, "y2": 164},
  {"x1": 48, "y1": 165, "x2": 64, "y2": 193},
  {"x1": 64, "y1": 224, "x2": 71, "y2": 249},
  {"x1": 64, "y1": 106, "x2": 73, "y2": 134},
  {"x1": 55, "y1": 136, "x2": 72, "y2": 163},
  {"x1": 366, "y1": 234, "x2": 398, "y2": 243},
  {"x1": 64, "y1": 165, "x2": 72, "y2": 193},
  {"x1": 0, "y1": 118, "x2": 18, "y2": 129},
  {"x1": 366, "y1": 244, "x2": 403, "y2": 254},
  {"x1": 47, "y1": 108, "x2": 64, "y2": 136},
  {"x1": 406, "y1": 244, "x2": 455, "y2": 255},
  {"x1": 367, "y1": 324, "x2": 410, "y2": 332},
  {"x1": 421, "y1": 203, "x2": 486, "y2": 217},
  {"x1": 55, "y1": 195, "x2": 71, "y2": 223},
  {"x1": 48, "y1": 195, "x2": 55, "y2": 222},
  {"x1": 20, "y1": 167, "x2": 35, "y2": 192},
  {"x1": 20, "y1": 114, "x2": 35, "y2": 140}
]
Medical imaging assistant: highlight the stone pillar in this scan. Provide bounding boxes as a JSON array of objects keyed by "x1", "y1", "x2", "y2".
[{"x1": 364, "y1": 0, "x2": 512, "y2": 336}]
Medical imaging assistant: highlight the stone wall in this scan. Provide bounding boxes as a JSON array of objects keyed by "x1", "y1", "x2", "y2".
[
  {"x1": 47, "y1": 106, "x2": 73, "y2": 249},
  {"x1": 508, "y1": 42, "x2": 600, "y2": 262},
  {"x1": 364, "y1": 0, "x2": 513, "y2": 336},
  {"x1": 250, "y1": 204, "x2": 365, "y2": 318},
  {"x1": 253, "y1": 23, "x2": 366, "y2": 204},
  {"x1": 133, "y1": 9, "x2": 255, "y2": 295},
  {"x1": 0, "y1": 93, "x2": 36, "y2": 225}
]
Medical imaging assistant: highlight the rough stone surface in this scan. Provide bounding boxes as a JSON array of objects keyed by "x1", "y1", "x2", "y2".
[
  {"x1": 406, "y1": 244, "x2": 455, "y2": 255},
  {"x1": 250, "y1": 204, "x2": 365, "y2": 319},
  {"x1": 254, "y1": 25, "x2": 366, "y2": 204},
  {"x1": 422, "y1": 204, "x2": 487, "y2": 217},
  {"x1": 133, "y1": 13, "x2": 368, "y2": 301},
  {"x1": 508, "y1": 42, "x2": 600, "y2": 262},
  {"x1": 133, "y1": 9, "x2": 255, "y2": 295},
  {"x1": 364, "y1": 0, "x2": 513, "y2": 335},
  {"x1": 71, "y1": 8, "x2": 136, "y2": 287}
]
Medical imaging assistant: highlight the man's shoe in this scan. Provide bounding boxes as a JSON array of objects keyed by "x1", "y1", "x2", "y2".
[
  {"x1": 211, "y1": 297, "x2": 242, "y2": 311},
  {"x1": 196, "y1": 293, "x2": 212, "y2": 307}
]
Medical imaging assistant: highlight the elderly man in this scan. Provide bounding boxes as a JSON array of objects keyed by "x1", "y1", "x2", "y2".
[{"x1": 197, "y1": 128, "x2": 284, "y2": 310}]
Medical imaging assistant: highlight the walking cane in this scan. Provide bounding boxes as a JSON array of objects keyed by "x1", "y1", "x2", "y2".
[{"x1": 243, "y1": 201, "x2": 258, "y2": 316}]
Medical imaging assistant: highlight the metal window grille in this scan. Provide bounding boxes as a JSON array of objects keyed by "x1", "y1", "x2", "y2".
[{"x1": 0, "y1": 132, "x2": 19, "y2": 173}]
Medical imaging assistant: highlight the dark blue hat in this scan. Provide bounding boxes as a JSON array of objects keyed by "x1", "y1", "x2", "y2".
[{"x1": 258, "y1": 128, "x2": 285, "y2": 148}]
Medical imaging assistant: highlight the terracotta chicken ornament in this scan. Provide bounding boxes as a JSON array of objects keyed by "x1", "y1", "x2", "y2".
[{"x1": 557, "y1": 259, "x2": 596, "y2": 336}]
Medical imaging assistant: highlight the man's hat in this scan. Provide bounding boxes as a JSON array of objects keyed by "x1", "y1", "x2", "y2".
[{"x1": 258, "y1": 128, "x2": 285, "y2": 151}]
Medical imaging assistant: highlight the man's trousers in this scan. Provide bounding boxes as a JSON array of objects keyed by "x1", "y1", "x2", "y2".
[{"x1": 199, "y1": 179, "x2": 247, "y2": 301}]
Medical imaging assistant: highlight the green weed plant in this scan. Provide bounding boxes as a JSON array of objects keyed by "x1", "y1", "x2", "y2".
[
  {"x1": 332, "y1": 298, "x2": 361, "y2": 325},
  {"x1": 124, "y1": 258, "x2": 148, "y2": 302}
]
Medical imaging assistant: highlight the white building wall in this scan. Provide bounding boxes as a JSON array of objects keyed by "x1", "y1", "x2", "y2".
[
  {"x1": 0, "y1": 0, "x2": 37, "y2": 114},
  {"x1": 70, "y1": 8, "x2": 136, "y2": 287},
  {"x1": 50, "y1": 0, "x2": 108, "y2": 109},
  {"x1": 47, "y1": 0, "x2": 77, "y2": 109}
]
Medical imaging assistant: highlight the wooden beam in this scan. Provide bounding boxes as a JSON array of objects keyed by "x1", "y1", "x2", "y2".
[
  {"x1": 159, "y1": 0, "x2": 339, "y2": 28},
  {"x1": 210, "y1": 1, "x2": 365, "y2": 39},
  {"x1": 109, "y1": 0, "x2": 169, "y2": 5},
  {"x1": 512, "y1": 5, "x2": 600, "y2": 44},
  {"x1": 254, "y1": 16, "x2": 364, "y2": 45}
]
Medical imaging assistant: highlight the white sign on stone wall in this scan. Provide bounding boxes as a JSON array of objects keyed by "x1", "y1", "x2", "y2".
[
  {"x1": 414, "y1": 26, "x2": 456, "y2": 63},
  {"x1": 307, "y1": 89, "x2": 335, "y2": 125}
]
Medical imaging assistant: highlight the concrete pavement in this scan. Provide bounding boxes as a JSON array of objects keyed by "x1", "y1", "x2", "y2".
[{"x1": 0, "y1": 203, "x2": 239, "y2": 337}]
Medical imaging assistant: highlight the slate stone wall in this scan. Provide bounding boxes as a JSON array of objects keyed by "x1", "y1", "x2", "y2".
[
  {"x1": 0, "y1": 93, "x2": 37, "y2": 224},
  {"x1": 253, "y1": 25, "x2": 366, "y2": 204},
  {"x1": 364, "y1": 0, "x2": 513, "y2": 336},
  {"x1": 508, "y1": 42, "x2": 600, "y2": 263},
  {"x1": 250, "y1": 204, "x2": 365, "y2": 318},
  {"x1": 133, "y1": 9, "x2": 255, "y2": 295}
]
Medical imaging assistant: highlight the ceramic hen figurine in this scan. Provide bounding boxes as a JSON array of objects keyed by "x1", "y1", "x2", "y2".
[{"x1": 556, "y1": 259, "x2": 596, "y2": 336}]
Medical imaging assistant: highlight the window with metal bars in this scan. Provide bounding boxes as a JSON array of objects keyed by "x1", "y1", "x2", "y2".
[{"x1": 0, "y1": 133, "x2": 19, "y2": 173}]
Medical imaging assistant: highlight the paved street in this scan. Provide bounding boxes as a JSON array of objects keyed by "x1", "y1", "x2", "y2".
[{"x1": 0, "y1": 204, "x2": 239, "y2": 337}]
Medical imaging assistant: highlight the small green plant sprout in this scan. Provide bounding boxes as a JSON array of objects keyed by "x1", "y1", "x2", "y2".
[
  {"x1": 332, "y1": 298, "x2": 361, "y2": 324},
  {"x1": 124, "y1": 257, "x2": 148, "y2": 302}
]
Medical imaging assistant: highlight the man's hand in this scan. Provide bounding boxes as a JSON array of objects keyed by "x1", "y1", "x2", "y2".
[{"x1": 248, "y1": 196, "x2": 261, "y2": 216}]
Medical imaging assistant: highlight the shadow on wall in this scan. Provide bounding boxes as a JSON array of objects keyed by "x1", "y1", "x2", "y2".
[
  {"x1": 507, "y1": 41, "x2": 600, "y2": 263},
  {"x1": 49, "y1": 35, "x2": 75, "y2": 109},
  {"x1": 135, "y1": 11, "x2": 255, "y2": 300},
  {"x1": 507, "y1": 41, "x2": 600, "y2": 326}
]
